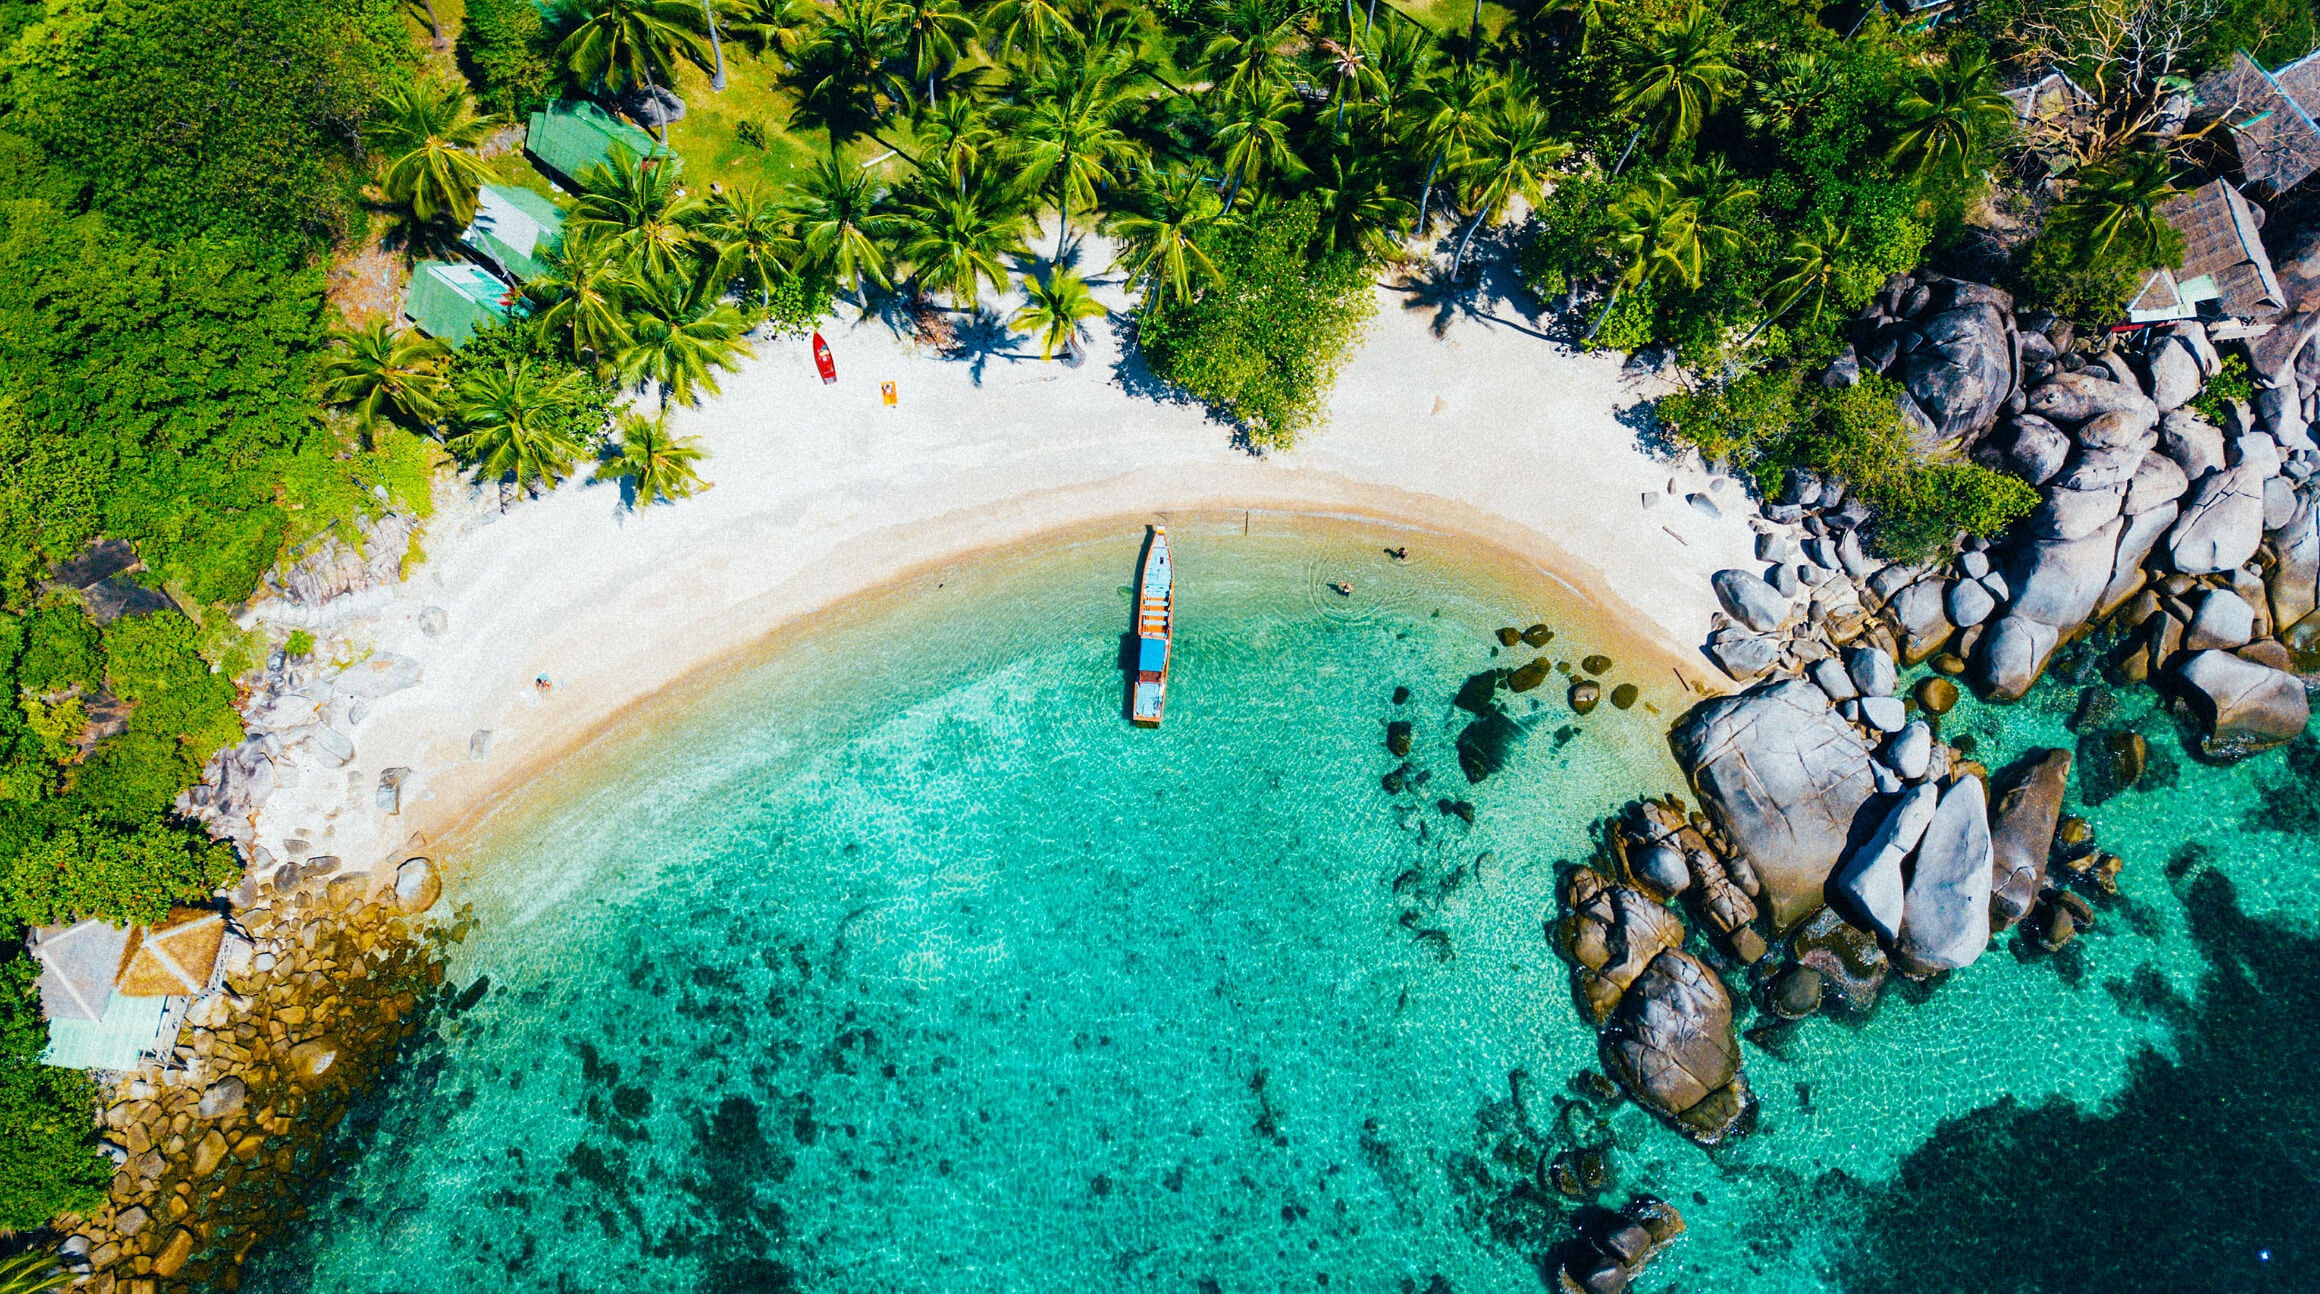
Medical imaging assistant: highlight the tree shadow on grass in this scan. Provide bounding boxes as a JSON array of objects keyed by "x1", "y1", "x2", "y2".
[{"x1": 1831, "y1": 862, "x2": 2319, "y2": 1293}]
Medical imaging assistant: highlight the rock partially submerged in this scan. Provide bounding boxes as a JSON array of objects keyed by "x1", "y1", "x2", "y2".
[
  {"x1": 1896, "y1": 778, "x2": 1994, "y2": 974},
  {"x1": 1671, "y1": 681, "x2": 1877, "y2": 930},
  {"x1": 1988, "y1": 749, "x2": 2070, "y2": 932},
  {"x1": 1557, "y1": 869, "x2": 1752, "y2": 1145},
  {"x1": 2174, "y1": 650, "x2": 2311, "y2": 758}
]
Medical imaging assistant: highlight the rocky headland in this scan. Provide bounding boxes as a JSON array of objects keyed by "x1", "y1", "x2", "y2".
[
  {"x1": 1547, "y1": 268, "x2": 2318, "y2": 1150},
  {"x1": 48, "y1": 859, "x2": 454, "y2": 1293}
]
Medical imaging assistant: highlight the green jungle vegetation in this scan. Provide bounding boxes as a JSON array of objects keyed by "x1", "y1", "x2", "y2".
[{"x1": 0, "y1": 0, "x2": 2298, "y2": 1248}]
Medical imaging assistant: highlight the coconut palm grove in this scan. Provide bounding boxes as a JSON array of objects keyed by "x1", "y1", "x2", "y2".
[{"x1": 1, "y1": 0, "x2": 2317, "y2": 1280}]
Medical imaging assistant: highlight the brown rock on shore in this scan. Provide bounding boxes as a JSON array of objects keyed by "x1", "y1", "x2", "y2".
[{"x1": 59, "y1": 879, "x2": 458, "y2": 1294}]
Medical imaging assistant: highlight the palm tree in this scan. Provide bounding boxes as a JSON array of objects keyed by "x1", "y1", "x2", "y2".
[
  {"x1": 2054, "y1": 151, "x2": 2184, "y2": 263},
  {"x1": 1742, "y1": 51, "x2": 1832, "y2": 137},
  {"x1": 559, "y1": 0, "x2": 712, "y2": 101},
  {"x1": 1413, "y1": 61, "x2": 1499, "y2": 234},
  {"x1": 980, "y1": 0, "x2": 1072, "y2": 60},
  {"x1": 1007, "y1": 68, "x2": 1145, "y2": 261},
  {"x1": 914, "y1": 94, "x2": 999, "y2": 180},
  {"x1": 786, "y1": 152, "x2": 898, "y2": 303},
  {"x1": 1202, "y1": 0, "x2": 1303, "y2": 102},
  {"x1": 1317, "y1": 35, "x2": 1375, "y2": 130},
  {"x1": 1214, "y1": 84, "x2": 1308, "y2": 212},
  {"x1": 1106, "y1": 172, "x2": 1227, "y2": 309},
  {"x1": 1750, "y1": 213, "x2": 1853, "y2": 339},
  {"x1": 894, "y1": 165, "x2": 1030, "y2": 309},
  {"x1": 794, "y1": 0, "x2": 906, "y2": 127},
  {"x1": 570, "y1": 148, "x2": 706, "y2": 283},
  {"x1": 1886, "y1": 49, "x2": 2016, "y2": 181},
  {"x1": 616, "y1": 271, "x2": 757, "y2": 408},
  {"x1": 1312, "y1": 134, "x2": 1414, "y2": 261},
  {"x1": 1586, "y1": 175, "x2": 1698, "y2": 343},
  {"x1": 365, "y1": 76, "x2": 500, "y2": 230},
  {"x1": 1449, "y1": 96, "x2": 1571, "y2": 279},
  {"x1": 1670, "y1": 156, "x2": 1755, "y2": 261},
  {"x1": 1352, "y1": 20, "x2": 1438, "y2": 138},
  {"x1": 1011, "y1": 268, "x2": 1107, "y2": 359},
  {"x1": 0, "y1": 1253, "x2": 72, "y2": 1294},
  {"x1": 1536, "y1": 0, "x2": 1618, "y2": 55},
  {"x1": 596, "y1": 410, "x2": 709, "y2": 504},
  {"x1": 894, "y1": 0, "x2": 975, "y2": 105},
  {"x1": 528, "y1": 234, "x2": 639, "y2": 365},
  {"x1": 701, "y1": 184, "x2": 800, "y2": 314},
  {"x1": 1613, "y1": 3, "x2": 1740, "y2": 145},
  {"x1": 317, "y1": 319, "x2": 452, "y2": 436},
  {"x1": 449, "y1": 362, "x2": 596, "y2": 497},
  {"x1": 722, "y1": 0, "x2": 805, "y2": 54}
]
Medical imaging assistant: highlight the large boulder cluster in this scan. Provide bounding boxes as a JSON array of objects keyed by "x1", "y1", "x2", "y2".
[
  {"x1": 1879, "y1": 315, "x2": 2318, "y2": 757},
  {"x1": 1846, "y1": 271, "x2": 2021, "y2": 449},
  {"x1": 1768, "y1": 277, "x2": 2316, "y2": 761}
]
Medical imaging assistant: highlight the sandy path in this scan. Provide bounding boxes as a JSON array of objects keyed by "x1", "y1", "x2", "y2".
[{"x1": 242, "y1": 246, "x2": 1760, "y2": 880}]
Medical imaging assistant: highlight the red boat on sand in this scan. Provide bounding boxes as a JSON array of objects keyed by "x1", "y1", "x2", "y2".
[{"x1": 812, "y1": 332, "x2": 837, "y2": 384}]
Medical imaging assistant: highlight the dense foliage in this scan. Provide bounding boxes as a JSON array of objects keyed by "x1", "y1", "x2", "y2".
[
  {"x1": 0, "y1": 957, "x2": 106, "y2": 1230},
  {"x1": 0, "y1": 0, "x2": 425, "y2": 1230},
  {"x1": 1136, "y1": 201, "x2": 1372, "y2": 446},
  {"x1": 1660, "y1": 372, "x2": 2039, "y2": 561}
]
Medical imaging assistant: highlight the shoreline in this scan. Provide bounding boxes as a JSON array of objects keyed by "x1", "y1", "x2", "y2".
[
  {"x1": 226, "y1": 271, "x2": 1762, "y2": 895},
  {"x1": 418, "y1": 506, "x2": 1711, "y2": 874}
]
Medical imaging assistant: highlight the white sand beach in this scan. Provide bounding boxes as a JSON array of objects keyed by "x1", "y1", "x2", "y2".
[{"x1": 239, "y1": 249, "x2": 1762, "y2": 883}]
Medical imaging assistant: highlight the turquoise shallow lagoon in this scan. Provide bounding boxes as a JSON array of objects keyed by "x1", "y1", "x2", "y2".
[{"x1": 246, "y1": 516, "x2": 2319, "y2": 1292}]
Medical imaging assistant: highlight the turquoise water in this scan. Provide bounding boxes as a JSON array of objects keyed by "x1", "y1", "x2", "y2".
[{"x1": 245, "y1": 518, "x2": 2318, "y2": 1293}]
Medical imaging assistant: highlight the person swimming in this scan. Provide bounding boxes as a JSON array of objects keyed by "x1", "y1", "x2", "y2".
[{"x1": 1330, "y1": 580, "x2": 1354, "y2": 596}]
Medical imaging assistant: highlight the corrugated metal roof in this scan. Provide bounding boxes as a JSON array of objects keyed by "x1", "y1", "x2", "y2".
[
  {"x1": 463, "y1": 183, "x2": 566, "y2": 283},
  {"x1": 405, "y1": 259, "x2": 522, "y2": 347},
  {"x1": 30, "y1": 920, "x2": 132, "y2": 1023},
  {"x1": 525, "y1": 100, "x2": 669, "y2": 186},
  {"x1": 43, "y1": 992, "x2": 172, "y2": 1071}
]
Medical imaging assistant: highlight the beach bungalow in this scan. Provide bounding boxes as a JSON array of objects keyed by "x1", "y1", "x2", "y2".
[
  {"x1": 405, "y1": 259, "x2": 526, "y2": 347},
  {"x1": 525, "y1": 100, "x2": 671, "y2": 188},
  {"x1": 32, "y1": 909, "x2": 235, "y2": 1072},
  {"x1": 2189, "y1": 50, "x2": 2320, "y2": 198},
  {"x1": 463, "y1": 183, "x2": 567, "y2": 284},
  {"x1": 2126, "y1": 179, "x2": 2286, "y2": 334}
]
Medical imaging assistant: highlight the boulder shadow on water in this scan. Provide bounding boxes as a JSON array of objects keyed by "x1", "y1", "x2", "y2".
[{"x1": 1832, "y1": 865, "x2": 2319, "y2": 1293}]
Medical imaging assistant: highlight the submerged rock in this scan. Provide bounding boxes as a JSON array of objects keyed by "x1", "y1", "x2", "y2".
[
  {"x1": 1456, "y1": 708, "x2": 1523, "y2": 783},
  {"x1": 1791, "y1": 906, "x2": 1889, "y2": 1013}
]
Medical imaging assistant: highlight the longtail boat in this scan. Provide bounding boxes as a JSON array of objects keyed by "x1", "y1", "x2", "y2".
[{"x1": 1130, "y1": 526, "x2": 1172, "y2": 727}]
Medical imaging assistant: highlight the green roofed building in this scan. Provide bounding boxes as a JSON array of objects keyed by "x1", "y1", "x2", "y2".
[
  {"x1": 406, "y1": 260, "x2": 523, "y2": 347},
  {"x1": 526, "y1": 100, "x2": 670, "y2": 186},
  {"x1": 464, "y1": 183, "x2": 566, "y2": 283}
]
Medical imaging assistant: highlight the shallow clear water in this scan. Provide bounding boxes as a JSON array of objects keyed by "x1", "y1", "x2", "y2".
[{"x1": 246, "y1": 518, "x2": 2320, "y2": 1293}]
